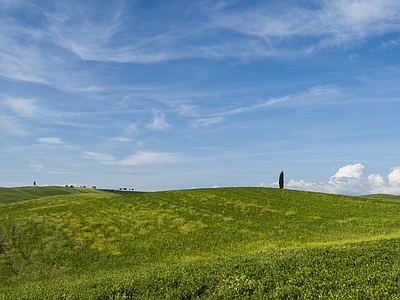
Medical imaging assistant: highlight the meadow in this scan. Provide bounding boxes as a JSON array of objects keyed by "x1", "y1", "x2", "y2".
[{"x1": 1, "y1": 186, "x2": 400, "y2": 299}]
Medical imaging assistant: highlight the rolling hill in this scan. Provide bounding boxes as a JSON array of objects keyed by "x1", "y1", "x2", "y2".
[
  {"x1": 0, "y1": 186, "x2": 98, "y2": 205},
  {"x1": 1, "y1": 187, "x2": 400, "y2": 299}
]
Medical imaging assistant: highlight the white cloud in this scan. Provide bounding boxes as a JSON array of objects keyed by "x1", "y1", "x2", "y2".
[
  {"x1": 256, "y1": 85, "x2": 342, "y2": 108},
  {"x1": 213, "y1": 85, "x2": 343, "y2": 119},
  {"x1": 147, "y1": 114, "x2": 171, "y2": 130},
  {"x1": 37, "y1": 137, "x2": 64, "y2": 145},
  {"x1": 388, "y1": 169, "x2": 400, "y2": 187},
  {"x1": 286, "y1": 179, "x2": 319, "y2": 191},
  {"x1": 3, "y1": 98, "x2": 41, "y2": 115},
  {"x1": 83, "y1": 151, "x2": 116, "y2": 164},
  {"x1": 83, "y1": 150, "x2": 183, "y2": 166},
  {"x1": 0, "y1": 8, "x2": 104, "y2": 90},
  {"x1": 212, "y1": 0, "x2": 400, "y2": 56},
  {"x1": 326, "y1": 163, "x2": 365, "y2": 194},
  {"x1": 382, "y1": 37, "x2": 400, "y2": 49},
  {"x1": 1, "y1": 0, "x2": 400, "y2": 75},
  {"x1": 286, "y1": 163, "x2": 400, "y2": 195},
  {"x1": 119, "y1": 151, "x2": 183, "y2": 166},
  {"x1": 190, "y1": 117, "x2": 225, "y2": 128},
  {"x1": 367, "y1": 173, "x2": 386, "y2": 188},
  {"x1": 368, "y1": 168, "x2": 400, "y2": 194},
  {"x1": 0, "y1": 117, "x2": 28, "y2": 135},
  {"x1": 330, "y1": 163, "x2": 364, "y2": 181},
  {"x1": 108, "y1": 137, "x2": 132, "y2": 142},
  {"x1": 177, "y1": 104, "x2": 198, "y2": 116},
  {"x1": 30, "y1": 162, "x2": 44, "y2": 171},
  {"x1": 0, "y1": 23, "x2": 51, "y2": 84},
  {"x1": 125, "y1": 123, "x2": 139, "y2": 135}
]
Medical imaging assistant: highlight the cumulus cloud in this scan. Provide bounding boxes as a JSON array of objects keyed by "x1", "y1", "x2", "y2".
[
  {"x1": 325, "y1": 163, "x2": 366, "y2": 194},
  {"x1": 285, "y1": 179, "x2": 319, "y2": 191},
  {"x1": 286, "y1": 163, "x2": 400, "y2": 195},
  {"x1": 368, "y1": 168, "x2": 400, "y2": 194},
  {"x1": 330, "y1": 163, "x2": 364, "y2": 180}
]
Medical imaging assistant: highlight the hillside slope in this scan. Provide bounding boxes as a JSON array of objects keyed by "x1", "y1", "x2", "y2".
[
  {"x1": 0, "y1": 186, "x2": 100, "y2": 204},
  {"x1": 1, "y1": 187, "x2": 400, "y2": 299}
]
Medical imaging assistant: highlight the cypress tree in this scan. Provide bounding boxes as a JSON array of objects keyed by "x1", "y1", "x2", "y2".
[{"x1": 279, "y1": 171, "x2": 284, "y2": 189}]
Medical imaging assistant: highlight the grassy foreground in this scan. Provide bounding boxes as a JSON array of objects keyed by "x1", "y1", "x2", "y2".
[{"x1": 1, "y1": 187, "x2": 400, "y2": 299}]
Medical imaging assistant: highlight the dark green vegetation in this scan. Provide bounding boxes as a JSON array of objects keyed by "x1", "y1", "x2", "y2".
[
  {"x1": 1, "y1": 187, "x2": 400, "y2": 299},
  {"x1": 279, "y1": 171, "x2": 284, "y2": 189}
]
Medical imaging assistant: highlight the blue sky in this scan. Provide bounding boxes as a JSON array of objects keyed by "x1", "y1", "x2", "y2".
[{"x1": 1, "y1": 0, "x2": 400, "y2": 194}]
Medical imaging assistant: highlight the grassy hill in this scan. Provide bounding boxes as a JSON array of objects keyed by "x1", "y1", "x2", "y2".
[
  {"x1": 0, "y1": 186, "x2": 97, "y2": 204},
  {"x1": 1, "y1": 187, "x2": 400, "y2": 299}
]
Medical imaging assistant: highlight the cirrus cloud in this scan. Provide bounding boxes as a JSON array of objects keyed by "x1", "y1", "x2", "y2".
[
  {"x1": 119, "y1": 151, "x2": 183, "y2": 166},
  {"x1": 37, "y1": 137, "x2": 64, "y2": 145},
  {"x1": 3, "y1": 97, "x2": 42, "y2": 116},
  {"x1": 83, "y1": 150, "x2": 183, "y2": 166},
  {"x1": 147, "y1": 114, "x2": 171, "y2": 131}
]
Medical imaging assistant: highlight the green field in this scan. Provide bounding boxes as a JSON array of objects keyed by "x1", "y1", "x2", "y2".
[
  {"x1": 1, "y1": 186, "x2": 400, "y2": 299},
  {"x1": 0, "y1": 186, "x2": 95, "y2": 205}
]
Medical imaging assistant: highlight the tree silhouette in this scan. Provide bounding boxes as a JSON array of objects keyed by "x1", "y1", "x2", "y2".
[{"x1": 279, "y1": 171, "x2": 284, "y2": 189}]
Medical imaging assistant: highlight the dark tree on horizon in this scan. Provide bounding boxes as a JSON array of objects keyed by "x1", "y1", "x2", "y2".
[{"x1": 279, "y1": 171, "x2": 284, "y2": 189}]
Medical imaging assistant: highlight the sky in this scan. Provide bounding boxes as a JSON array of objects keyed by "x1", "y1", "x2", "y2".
[{"x1": 1, "y1": 0, "x2": 400, "y2": 195}]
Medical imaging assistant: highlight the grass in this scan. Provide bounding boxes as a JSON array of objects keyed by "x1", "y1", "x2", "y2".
[
  {"x1": 0, "y1": 186, "x2": 96, "y2": 204},
  {"x1": 1, "y1": 187, "x2": 400, "y2": 299}
]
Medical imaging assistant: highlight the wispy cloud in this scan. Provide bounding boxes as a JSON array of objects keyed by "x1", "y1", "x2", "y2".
[
  {"x1": 203, "y1": 85, "x2": 343, "y2": 119},
  {"x1": 83, "y1": 151, "x2": 116, "y2": 164},
  {"x1": 119, "y1": 151, "x2": 183, "y2": 166},
  {"x1": 0, "y1": 3, "x2": 105, "y2": 89},
  {"x1": 44, "y1": 1, "x2": 125, "y2": 61},
  {"x1": 2, "y1": 97, "x2": 42, "y2": 115},
  {"x1": 147, "y1": 114, "x2": 171, "y2": 131},
  {"x1": 381, "y1": 37, "x2": 400, "y2": 49},
  {"x1": 29, "y1": 161, "x2": 70, "y2": 174},
  {"x1": 190, "y1": 117, "x2": 225, "y2": 128},
  {"x1": 0, "y1": 117, "x2": 28, "y2": 135},
  {"x1": 211, "y1": 0, "x2": 400, "y2": 56},
  {"x1": 107, "y1": 137, "x2": 132, "y2": 143},
  {"x1": 0, "y1": 20, "x2": 51, "y2": 84},
  {"x1": 37, "y1": 137, "x2": 64, "y2": 145},
  {"x1": 3, "y1": 0, "x2": 398, "y2": 72},
  {"x1": 124, "y1": 123, "x2": 139, "y2": 135},
  {"x1": 83, "y1": 150, "x2": 183, "y2": 166},
  {"x1": 1, "y1": 0, "x2": 399, "y2": 93},
  {"x1": 30, "y1": 162, "x2": 44, "y2": 171}
]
